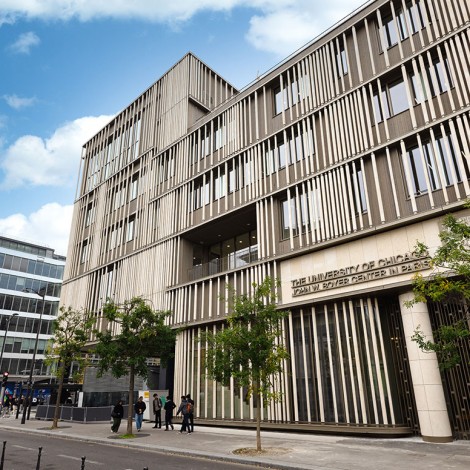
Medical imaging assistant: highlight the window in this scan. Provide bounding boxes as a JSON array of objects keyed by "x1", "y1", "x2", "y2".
[
  {"x1": 373, "y1": 78, "x2": 409, "y2": 122},
  {"x1": 353, "y1": 168, "x2": 368, "y2": 214},
  {"x1": 381, "y1": 1, "x2": 425, "y2": 49},
  {"x1": 214, "y1": 125, "x2": 225, "y2": 151},
  {"x1": 80, "y1": 240, "x2": 89, "y2": 264},
  {"x1": 382, "y1": 15, "x2": 400, "y2": 49},
  {"x1": 388, "y1": 79, "x2": 409, "y2": 115},
  {"x1": 193, "y1": 177, "x2": 211, "y2": 210},
  {"x1": 228, "y1": 160, "x2": 239, "y2": 193},
  {"x1": 274, "y1": 78, "x2": 300, "y2": 115},
  {"x1": 214, "y1": 168, "x2": 226, "y2": 200},
  {"x1": 274, "y1": 86, "x2": 289, "y2": 115},
  {"x1": 126, "y1": 216, "x2": 136, "y2": 242},
  {"x1": 406, "y1": 145, "x2": 434, "y2": 195},
  {"x1": 130, "y1": 173, "x2": 139, "y2": 201},
  {"x1": 336, "y1": 44, "x2": 348, "y2": 76},
  {"x1": 404, "y1": 133, "x2": 463, "y2": 196},
  {"x1": 411, "y1": 58, "x2": 453, "y2": 104},
  {"x1": 85, "y1": 202, "x2": 94, "y2": 227},
  {"x1": 113, "y1": 184, "x2": 126, "y2": 210},
  {"x1": 408, "y1": 1, "x2": 425, "y2": 34}
]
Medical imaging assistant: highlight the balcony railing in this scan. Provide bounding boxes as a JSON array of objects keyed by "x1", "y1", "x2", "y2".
[{"x1": 188, "y1": 245, "x2": 258, "y2": 281}]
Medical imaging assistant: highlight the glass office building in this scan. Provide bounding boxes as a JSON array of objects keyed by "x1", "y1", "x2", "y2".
[{"x1": 0, "y1": 236, "x2": 65, "y2": 381}]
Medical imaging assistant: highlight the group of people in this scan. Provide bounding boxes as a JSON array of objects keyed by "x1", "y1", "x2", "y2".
[
  {"x1": 110, "y1": 393, "x2": 194, "y2": 434},
  {"x1": 1, "y1": 395, "x2": 26, "y2": 415}
]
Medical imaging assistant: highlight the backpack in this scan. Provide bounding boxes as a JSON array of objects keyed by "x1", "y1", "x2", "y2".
[{"x1": 186, "y1": 401, "x2": 193, "y2": 414}]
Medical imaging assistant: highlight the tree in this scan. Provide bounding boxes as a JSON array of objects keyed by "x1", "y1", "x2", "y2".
[
  {"x1": 201, "y1": 277, "x2": 290, "y2": 451},
  {"x1": 45, "y1": 306, "x2": 94, "y2": 429},
  {"x1": 407, "y1": 209, "x2": 470, "y2": 370},
  {"x1": 94, "y1": 297, "x2": 177, "y2": 435}
]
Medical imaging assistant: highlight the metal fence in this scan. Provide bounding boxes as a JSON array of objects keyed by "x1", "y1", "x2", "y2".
[{"x1": 35, "y1": 405, "x2": 126, "y2": 422}]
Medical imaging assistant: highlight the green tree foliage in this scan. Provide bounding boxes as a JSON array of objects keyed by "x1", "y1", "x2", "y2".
[
  {"x1": 201, "y1": 277, "x2": 290, "y2": 451},
  {"x1": 94, "y1": 297, "x2": 176, "y2": 435},
  {"x1": 45, "y1": 306, "x2": 94, "y2": 429},
  {"x1": 408, "y1": 209, "x2": 470, "y2": 370}
]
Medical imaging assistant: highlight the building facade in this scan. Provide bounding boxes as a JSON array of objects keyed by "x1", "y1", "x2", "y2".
[
  {"x1": 0, "y1": 236, "x2": 65, "y2": 384},
  {"x1": 62, "y1": 0, "x2": 470, "y2": 441}
]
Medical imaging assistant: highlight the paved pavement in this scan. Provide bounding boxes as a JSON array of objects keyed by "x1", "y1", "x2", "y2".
[{"x1": 0, "y1": 414, "x2": 469, "y2": 469}]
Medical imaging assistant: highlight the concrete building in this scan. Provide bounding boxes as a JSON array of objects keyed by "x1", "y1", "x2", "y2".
[
  {"x1": 0, "y1": 236, "x2": 65, "y2": 385},
  {"x1": 62, "y1": 0, "x2": 470, "y2": 441}
]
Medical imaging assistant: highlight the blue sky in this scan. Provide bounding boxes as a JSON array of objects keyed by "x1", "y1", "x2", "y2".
[{"x1": 0, "y1": 0, "x2": 368, "y2": 256}]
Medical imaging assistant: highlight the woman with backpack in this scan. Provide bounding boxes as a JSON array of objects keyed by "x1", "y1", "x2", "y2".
[{"x1": 176, "y1": 396, "x2": 191, "y2": 434}]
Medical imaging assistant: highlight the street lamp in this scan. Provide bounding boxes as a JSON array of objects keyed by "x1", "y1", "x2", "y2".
[
  {"x1": 0, "y1": 313, "x2": 19, "y2": 406},
  {"x1": 21, "y1": 287, "x2": 47, "y2": 424}
]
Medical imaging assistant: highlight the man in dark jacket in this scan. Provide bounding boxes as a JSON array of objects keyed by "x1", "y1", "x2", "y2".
[
  {"x1": 152, "y1": 393, "x2": 162, "y2": 428},
  {"x1": 134, "y1": 396, "x2": 146, "y2": 432},
  {"x1": 111, "y1": 400, "x2": 124, "y2": 433},
  {"x1": 163, "y1": 395, "x2": 176, "y2": 431}
]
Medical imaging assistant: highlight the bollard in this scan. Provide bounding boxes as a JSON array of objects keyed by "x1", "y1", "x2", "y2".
[
  {"x1": 81, "y1": 456, "x2": 86, "y2": 470},
  {"x1": 36, "y1": 446, "x2": 42, "y2": 470},
  {"x1": 0, "y1": 441, "x2": 6, "y2": 470}
]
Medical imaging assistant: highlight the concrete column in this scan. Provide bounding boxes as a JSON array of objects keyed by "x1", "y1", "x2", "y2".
[{"x1": 399, "y1": 291, "x2": 453, "y2": 442}]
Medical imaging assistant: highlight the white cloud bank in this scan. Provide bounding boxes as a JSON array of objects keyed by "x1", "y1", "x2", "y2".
[
  {"x1": 0, "y1": 203, "x2": 73, "y2": 256},
  {"x1": 0, "y1": 0, "x2": 367, "y2": 57},
  {"x1": 0, "y1": 114, "x2": 113, "y2": 189}
]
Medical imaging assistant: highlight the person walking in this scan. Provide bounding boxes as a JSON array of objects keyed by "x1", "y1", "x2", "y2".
[
  {"x1": 186, "y1": 393, "x2": 194, "y2": 433},
  {"x1": 152, "y1": 393, "x2": 162, "y2": 429},
  {"x1": 163, "y1": 395, "x2": 176, "y2": 431},
  {"x1": 111, "y1": 400, "x2": 124, "y2": 433},
  {"x1": 176, "y1": 395, "x2": 191, "y2": 434},
  {"x1": 134, "y1": 396, "x2": 146, "y2": 432}
]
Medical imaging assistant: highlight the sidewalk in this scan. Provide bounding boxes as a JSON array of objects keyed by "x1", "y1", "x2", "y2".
[{"x1": 0, "y1": 415, "x2": 469, "y2": 469}]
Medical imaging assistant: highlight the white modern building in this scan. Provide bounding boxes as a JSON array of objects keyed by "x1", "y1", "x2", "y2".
[
  {"x1": 0, "y1": 236, "x2": 65, "y2": 387},
  {"x1": 62, "y1": 0, "x2": 470, "y2": 441}
]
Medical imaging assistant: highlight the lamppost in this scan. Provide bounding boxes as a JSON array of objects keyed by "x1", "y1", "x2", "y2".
[
  {"x1": 21, "y1": 287, "x2": 46, "y2": 424},
  {"x1": 0, "y1": 313, "x2": 19, "y2": 407}
]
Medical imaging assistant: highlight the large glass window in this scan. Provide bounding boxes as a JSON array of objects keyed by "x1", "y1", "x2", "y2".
[
  {"x1": 373, "y1": 78, "x2": 409, "y2": 123},
  {"x1": 404, "y1": 133, "x2": 463, "y2": 196},
  {"x1": 381, "y1": 1, "x2": 425, "y2": 49},
  {"x1": 411, "y1": 58, "x2": 453, "y2": 104},
  {"x1": 388, "y1": 79, "x2": 409, "y2": 116}
]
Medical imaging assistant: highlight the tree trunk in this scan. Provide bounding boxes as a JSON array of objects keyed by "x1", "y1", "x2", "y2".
[
  {"x1": 52, "y1": 362, "x2": 66, "y2": 429},
  {"x1": 127, "y1": 364, "x2": 135, "y2": 435},
  {"x1": 255, "y1": 387, "x2": 262, "y2": 451}
]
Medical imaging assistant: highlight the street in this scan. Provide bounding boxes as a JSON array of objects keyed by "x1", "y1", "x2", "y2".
[{"x1": 0, "y1": 430, "x2": 266, "y2": 470}]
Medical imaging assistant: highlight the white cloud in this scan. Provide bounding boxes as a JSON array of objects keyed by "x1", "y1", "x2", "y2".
[
  {"x1": 0, "y1": 114, "x2": 113, "y2": 189},
  {"x1": 246, "y1": 0, "x2": 364, "y2": 57},
  {"x1": 3, "y1": 94, "x2": 36, "y2": 110},
  {"x1": 8, "y1": 31, "x2": 40, "y2": 54},
  {"x1": 0, "y1": 203, "x2": 73, "y2": 256},
  {"x1": 0, "y1": 1, "x2": 367, "y2": 56},
  {"x1": 247, "y1": 10, "x2": 320, "y2": 57}
]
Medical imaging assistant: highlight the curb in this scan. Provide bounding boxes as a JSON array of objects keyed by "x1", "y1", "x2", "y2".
[{"x1": 0, "y1": 423, "x2": 313, "y2": 470}]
